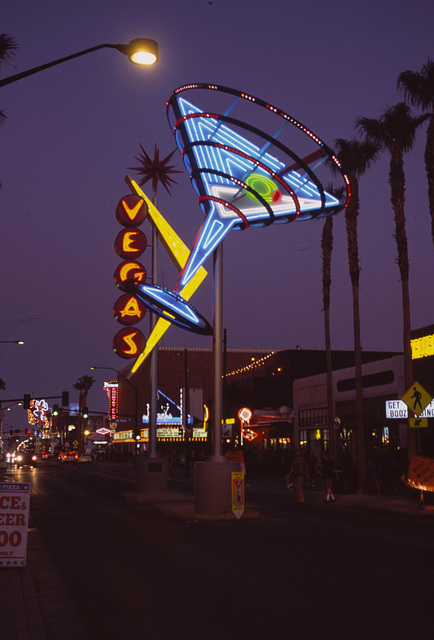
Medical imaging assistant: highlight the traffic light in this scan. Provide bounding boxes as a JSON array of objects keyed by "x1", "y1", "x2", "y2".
[
  {"x1": 23, "y1": 394, "x2": 31, "y2": 409},
  {"x1": 53, "y1": 404, "x2": 59, "y2": 416},
  {"x1": 62, "y1": 391, "x2": 69, "y2": 407},
  {"x1": 83, "y1": 407, "x2": 89, "y2": 419}
]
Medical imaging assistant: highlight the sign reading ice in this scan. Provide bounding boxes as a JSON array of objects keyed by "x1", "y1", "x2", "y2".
[{"x1": 0, "y1": 483, "x2": 31, "y2": 567}]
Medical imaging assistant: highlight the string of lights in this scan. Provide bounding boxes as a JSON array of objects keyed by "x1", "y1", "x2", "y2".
[{"x1": 224, "y1": 351, "x2": 277, "y2": 378}]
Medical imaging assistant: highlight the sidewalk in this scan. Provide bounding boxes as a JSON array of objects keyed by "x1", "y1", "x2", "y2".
[
  {"x1": 163, "y1": 465, "x2": 434, "y2": 519},
  {"x1": 1, "y1": 462, "x2": 433, "y2": 640}
]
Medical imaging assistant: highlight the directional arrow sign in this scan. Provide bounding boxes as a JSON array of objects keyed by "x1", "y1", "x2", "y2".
[{"x1": 402, "y1": 381, "x2": 433, "y2": 417}]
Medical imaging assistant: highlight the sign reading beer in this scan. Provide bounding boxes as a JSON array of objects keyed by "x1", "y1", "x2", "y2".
[{"x1": 0, "y1": 483, "x2": 31, "y2": 567}]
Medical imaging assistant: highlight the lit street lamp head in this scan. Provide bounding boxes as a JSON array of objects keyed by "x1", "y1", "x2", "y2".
[{"x1": 117, "y1": 39, "x2": 159, "y2": 66}]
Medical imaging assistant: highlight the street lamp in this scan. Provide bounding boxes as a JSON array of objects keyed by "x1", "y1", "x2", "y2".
[
  {"x1": 0, "y1": 401, "x2": 23, "y2": 459},
  {"x1": 0, "y1": 340, "x2": 24, "y2": 345},
  {"x1": 90, "y1": 366, "x2": 139, "y2": 453},
  {"x1": 0, "y1": 38, "x2": 159, "y2": 88}
]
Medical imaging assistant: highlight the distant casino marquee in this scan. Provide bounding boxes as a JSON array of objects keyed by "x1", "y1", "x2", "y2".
[{"x1": 411, "y1": 332, "x2": 434, "y2": 360}]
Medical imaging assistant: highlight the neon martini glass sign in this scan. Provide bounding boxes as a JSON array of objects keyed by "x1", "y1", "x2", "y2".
[{"x1": 127, "y1": 84, "x2": 350, "y2": 335}]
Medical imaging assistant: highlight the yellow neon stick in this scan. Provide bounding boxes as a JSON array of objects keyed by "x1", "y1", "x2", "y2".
[{"x1": 124, "y1": 176, "x2": 208, "y2": 375}]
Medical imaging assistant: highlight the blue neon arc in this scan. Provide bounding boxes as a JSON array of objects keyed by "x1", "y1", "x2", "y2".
[
  {"x1": 124, "y1": 282, "x2": 212, "y2": 335},
  {"x1": 170, "y1": 95, "x2": 342, "y2": 290}
]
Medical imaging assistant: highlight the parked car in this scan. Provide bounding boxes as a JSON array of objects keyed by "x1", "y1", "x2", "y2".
[
  {"x1": 15, "y1": 451, "x2": 37, "y2": 468},
  {"x1": 78, "y1": 454, "x2": 93, "y2": 463},
  {"x1": 59, "y1": 450, "x2": 79, "y2": 464}
]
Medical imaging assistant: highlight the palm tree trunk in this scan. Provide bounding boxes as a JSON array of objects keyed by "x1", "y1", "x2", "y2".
[
  {"x1": 390, "y1": 145, "x2": 416, "y2": 453},
  {"x1": 424, "y1": 114, "x2": 434, "y2": 246},
  {"x1": 322, "y1": 217, "x2": 336, "y2": 460},
  {"x1": 352, "y1": 280, "x2": 366, "y2": 492},
  {"x1": 345, "y1": 174, "x2": 366, "y2": 492}
]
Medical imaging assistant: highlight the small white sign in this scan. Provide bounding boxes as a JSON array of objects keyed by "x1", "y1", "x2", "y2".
[
  {"x1": 386, "y1": 399, "x2": 434, "y2": 419},
  {"x1": 0, "y1": 483, "x2": 31, "y2": 567}
]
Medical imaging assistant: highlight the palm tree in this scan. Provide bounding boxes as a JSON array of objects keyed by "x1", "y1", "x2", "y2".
[
  {"x1": 0, "y1": 34, "x2": 18, "y2": 123},
  {"x1": 73, "y1": 375, "x2": 95, "y2": 451},
  {"x1": 398, "y1": 59, "x2": 434, "y2": 245},
  {"x1": 321, "y1": 185, "x2": 345, "y2": 462},
  {"x1": 357, "y1": 104, "x2": 428, "y2": 455},
  {"x1": 73, "y1": 375, "x2": 95, "y2": 412},
  {"x1": 321, "y1": 215, "x2": 335, "y2": 459},
  {"x1": 0, "y1": 34, "x2": 18, "y2": 188},
  {"x1": 0, "y1": 378, "x2": 6, "y2": 391},
  {"x1": 332, "y1": 138, "x2": 379, "y2": 492}
]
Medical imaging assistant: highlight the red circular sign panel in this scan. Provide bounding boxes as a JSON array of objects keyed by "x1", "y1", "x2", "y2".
[
  {"x1": 113, "y1": 261, "x2": 147, "y2": 289},
  {"x1": 113, "y1": 294, "x2": 147, "y2": 326},
  {"x1": 114, "y1": 229, "x2": 147, "y2": 259},
  {"x1": 116, "y1": 195, "x2": 148, "y2": 227},
  {"x1": 113, "y1": 327, "x2": 147, "y2": 359}
]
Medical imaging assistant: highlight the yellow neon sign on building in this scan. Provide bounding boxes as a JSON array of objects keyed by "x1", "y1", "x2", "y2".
[{"x1": 411, "y1": 333, "x2": 434, "y2": 360}]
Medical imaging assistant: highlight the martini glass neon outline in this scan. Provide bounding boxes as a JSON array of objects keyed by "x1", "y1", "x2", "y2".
[
  {"x1": 128, "y1": 84, "x2": 350, "y2": 335},
  {"x1": 166, "y1": 84, "x2": 350, "y2": 291}
]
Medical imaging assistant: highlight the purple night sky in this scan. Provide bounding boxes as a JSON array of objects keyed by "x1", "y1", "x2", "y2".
[{"x1": 1, "y1": 0, "x2": 434, "y2": 429}]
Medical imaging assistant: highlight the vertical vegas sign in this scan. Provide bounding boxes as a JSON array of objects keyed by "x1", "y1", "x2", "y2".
[
  {"x1": 0, "y1": 483, "x2": 31, "y2": 567},
  {"x1": 113, "y1": 195, "x2": 148, "y2": 359}
]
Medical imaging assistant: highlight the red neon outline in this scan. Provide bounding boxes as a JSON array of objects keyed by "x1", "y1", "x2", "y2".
[{"x1": 167, "y1": 84, "x2": 350, "y2": 214}]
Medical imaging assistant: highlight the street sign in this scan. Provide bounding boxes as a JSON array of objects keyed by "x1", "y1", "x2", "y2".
[
  {"x1": 231, "y1": 471, "x2": 245, "y2": 519},
  {"x1": 385, "y1": 399, "x2": 434, "y2": 419},
  {"x1": 0, "y1": 483, "x2": 31, "y2": 567},
  {"x1": 409, "y1": 417, "x2": 428, "y2": 429},
  {"x1": 402, "y1": 381, "x2": 433, "y2": 416}
]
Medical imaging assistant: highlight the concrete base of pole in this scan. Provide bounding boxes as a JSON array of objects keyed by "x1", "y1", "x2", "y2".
[
  {"x1": 135, "y1": 456, "x2": 168, "y2": 493},
  {"x1": 194, "y1": 459, "x2": 241, "y2": 514}
]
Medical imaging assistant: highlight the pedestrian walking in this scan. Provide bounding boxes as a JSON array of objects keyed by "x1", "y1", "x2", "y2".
[
  {"x1": 285, "y1": 449, "x2": 309, "y2": 503},
  {"x1": 321, "y1": 451, "x2": 337, "y2": 503},
  {"x1": 307, "y1": 449, "x2": 320, "y2": 488}
]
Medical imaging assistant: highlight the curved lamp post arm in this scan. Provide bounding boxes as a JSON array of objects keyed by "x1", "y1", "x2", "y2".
[{"x1": 0, "y1": 38, "x2": 158, "y2": 88}]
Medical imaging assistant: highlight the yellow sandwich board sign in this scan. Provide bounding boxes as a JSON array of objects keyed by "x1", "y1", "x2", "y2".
[
  {"x1": 231, "y1": 471, "x2": 245, "y2": 519},
  {"x1": 402, "y1": 381, "x2": 433, "y2": 417}
]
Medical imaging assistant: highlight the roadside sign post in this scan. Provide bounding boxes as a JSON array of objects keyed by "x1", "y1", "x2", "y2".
[
  {"x1": 231, "y1": 471, "x2": 245, "y2": 520},
  {"x1": 402, "y1": 381, "x2": 433, "y2": 453},
  {"x1": 0, "y1": 483, "x2": 31, "y2": 567},
  {"x1": 402, "y1": 381, "x2": 433, "y2": 417}
]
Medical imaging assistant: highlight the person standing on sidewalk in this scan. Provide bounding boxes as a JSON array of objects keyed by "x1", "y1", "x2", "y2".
[
  {"x1": 321, "y1": 451, "x2": 337, "y2": 503},
  {"x1": 285, "y1": 449, "x2": 309, "y2": 503}
]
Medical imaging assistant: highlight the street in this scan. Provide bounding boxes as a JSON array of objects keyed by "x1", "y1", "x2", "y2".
[{"x1": 11, "y1": 460, "x2": 434, "y2": 639}]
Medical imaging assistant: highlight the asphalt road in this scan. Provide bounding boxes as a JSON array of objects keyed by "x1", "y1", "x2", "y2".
[{"x1": 16, "y1": 461, "x2": 434, "y2": 640}]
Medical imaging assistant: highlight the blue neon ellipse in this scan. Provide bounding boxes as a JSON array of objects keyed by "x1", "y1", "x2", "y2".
[{"x1": 123, "y1": 282, "x2": 212, "y2": 336}]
